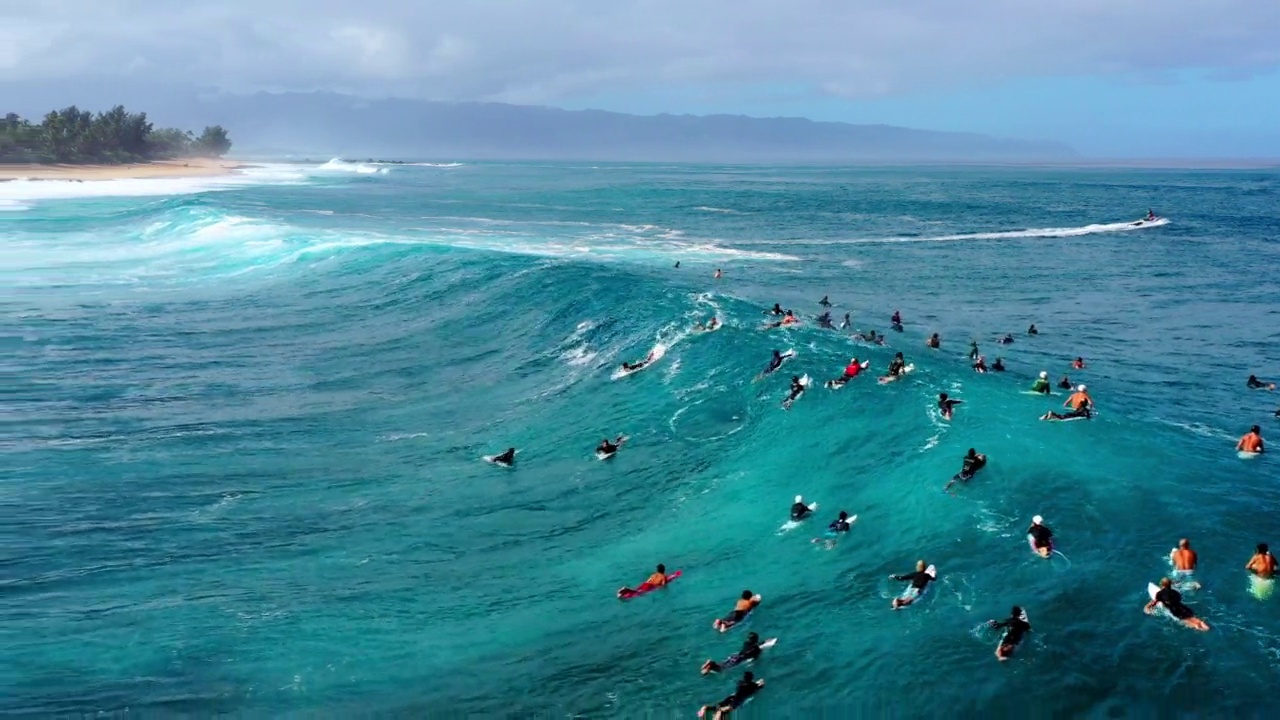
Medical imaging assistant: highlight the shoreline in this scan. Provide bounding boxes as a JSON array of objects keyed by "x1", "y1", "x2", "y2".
[{"x1": 0, "y1": 158, "x2": 247, "y2": 182}]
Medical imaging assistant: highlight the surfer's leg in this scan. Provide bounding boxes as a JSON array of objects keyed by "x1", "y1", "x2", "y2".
[{"x1": 701, "y1": 660, "x2": 721, "y2": 675}]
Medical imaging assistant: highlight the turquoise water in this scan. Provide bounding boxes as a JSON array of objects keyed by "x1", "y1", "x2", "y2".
[{"x1": 3, "y1": 161, "x2": 1279, "y2": 716}]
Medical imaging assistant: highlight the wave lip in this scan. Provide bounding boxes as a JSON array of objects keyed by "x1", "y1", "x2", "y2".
[{"x1": 317, "y1": 158, "x2": 388, "y2": 175}]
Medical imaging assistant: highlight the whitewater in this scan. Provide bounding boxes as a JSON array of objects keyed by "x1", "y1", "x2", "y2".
[{"x1": 3, "y1": 161, "x2": 1279, "y2": 716}]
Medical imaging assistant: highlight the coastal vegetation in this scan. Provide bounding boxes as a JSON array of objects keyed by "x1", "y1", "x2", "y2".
[{"x1": 0, "y1": 106, "x2": 231, "y2": 164}]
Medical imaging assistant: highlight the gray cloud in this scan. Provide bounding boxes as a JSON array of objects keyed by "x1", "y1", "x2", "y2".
[{"x1": 2, "y1": 0, "x2": 1277, "y2": 104}]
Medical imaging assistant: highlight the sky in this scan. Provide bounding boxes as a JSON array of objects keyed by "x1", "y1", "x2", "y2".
[{"x1": 2, "y1": 0, "x2": 1279, "y2": 157}]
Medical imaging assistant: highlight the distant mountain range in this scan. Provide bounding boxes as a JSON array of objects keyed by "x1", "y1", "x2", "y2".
[{"x1": 6, "y1": 86, "x2": 1076, "y2": 162}]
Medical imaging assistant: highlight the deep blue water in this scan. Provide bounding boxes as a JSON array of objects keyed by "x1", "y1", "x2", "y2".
[{"x1": 3, "y1": 160, "x2": 1280, "y2": 717}]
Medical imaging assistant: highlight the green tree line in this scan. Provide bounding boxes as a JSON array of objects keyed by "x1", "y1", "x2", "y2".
[{"x1": 0, "y1": 105, "x2": 232, "y2": 164}]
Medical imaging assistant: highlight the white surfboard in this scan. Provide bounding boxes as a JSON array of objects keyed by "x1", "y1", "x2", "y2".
[
  {"x1": 878, "y1": 363, "x2": 915, "y2": 385},
  {"x1": 782, "y1": 374, "x2": 811, "y2": 409},
  {"x1": 1238, "y1": 451, "x2": 1261, "y2": 460}
]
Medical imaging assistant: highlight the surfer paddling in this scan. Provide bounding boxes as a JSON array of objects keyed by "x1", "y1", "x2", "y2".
[
  {"x1": 1041, "y1": 385, "x2": 1092, "y2": 421},
  {"x1": 701, "y1": 632, "x2": 768, "y2": 675},
  {"x1": 938, "y1": 393, "x2": 963, "y2": 420},
  {"x1": 1247, "y1": 375, "x2": 1276, "y2": 390},
  {"x1": 1236, "y1": 425, "x2": 1264, "y2": 454},
  {"x1": 1027, "y1": 515, "x2": 1054, "y2": 558},
  {"x1": 490, "y1": 447, "x2": 516, "y2": 467},
  {"x1": 1145, "y1": 578, "x2": 1210, "y2": 631},
  {"x1": 713, "y1": 590, "x2": 761, "y2": 632},
  {"x1": 944, "y1": 448, "x2": 987, "y2": 492},
  {"x1": 989, "y1": 606, "x2": 1032, "y2": 660},
  {"x1": 1247, "y1": 543, "x2": 1276, "y2": 579},
  {"x1": 890, "y1": 560, "x2": 936, "y2": 609},
  {"x1": 697, "y1": 671, "x2": 764, "y2": 719}
]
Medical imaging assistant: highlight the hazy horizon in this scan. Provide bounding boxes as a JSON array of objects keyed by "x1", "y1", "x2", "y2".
[{"x1": 3, "y1": 1, "x2": 1278, "y2": 158}]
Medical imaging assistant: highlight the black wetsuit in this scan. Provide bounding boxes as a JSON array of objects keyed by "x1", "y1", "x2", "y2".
[
  {"x1": 716, "y1": 678, "x2": 763, "y2": 710},
  {"x1": 939, "y1": 398, "x2": 962, "y2": 415},
  {"x1": 893, "y1": 570, "x2": 934, "y2": 591},
  {"x1": 1028, "y1": 524, "x2": 1053, "y2": 550},
  {"x1": 887, "y1": 359, "x2": 905, "y2": 376},
  {"x1": 494, "y1": 450, "x2": 516, "y2": 465},
  {"x1": 992, "y1": 360, "x2": 1006, "y2": 372},
  {"x1": 790, "y1": 502, "x2": 812, "y2": 521},
  {"x1": 958, "y1": 454, "x2": 986, "y2": 480},
  {"x1": 765, "y1": 354, "x2": 784, "y2": 373},
  {"x1": 1248, "y1": 377, "x2": 1268, "y2": 389},
  {"x1": 768, "y1": 305, "x2": 784, "y2": 316},
  {"x1": 818, "y1": 312, "x2": 834, "y2": 328},
  {"x1": 1058, "y1": 379, "x2": 1072, "y2": 389},
  {"x1": 828, "y1": 517, "x2": 851, "y2": 533},
  {"x1": 992, "y1": 615, "x2": 1031, "y2": 646},
  {"x1": 598, "y1": 442, "x2": 618, "y2": 455},
  {"x1": 1154, "y1": 587, "x2": 1195, "y2": 620}
]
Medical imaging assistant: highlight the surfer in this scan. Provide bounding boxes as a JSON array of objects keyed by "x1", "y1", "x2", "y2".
[
  {"x1": 701, "y1": 632, "x2": 766, "y2": 675},
  {"x1": 1028, "y1": 324, "x2": 1039, "y2": 335},
  {"x1": 972, "y1": 355, "x2": 988, "y2": 373},
  {"x1": 992, "y1": 357, "x2": 1007, "y2": 372},
  {"x1": 1073, "y1": 357, "x2": 1086, "y2": 370},
  {"x1": 766, "y1": 303, "x2": 785, "y2": 316},
  {"x1": 1145, "y1": 578, "x2": 1210, "y2": 631},
  {"x1": 784, "y1": 375, "x2": 806, "y2": 405},
  {"x1": 1146, "y1": 208, "x2": 1157, "y2": 221},
  {"x1": 674, "y1": 261, "x2": 680, "y2": 268},
  {"x1": 1247, "y1": 374, "x2": 1276, "y2": 390},
  {"x1": 891, "y1": 310, "x2": 902, "y2": 326},
  {"x1": 817, "y1": 310, "x2": 834, "y2": 328},
  {"x1": 819, "y1": 295, "x2": 832, "y2": 307},
  {"x1": 596, "y1": 436, "x2": 625, "y2": 456},
  {"x1": 968, "y1": 340, "x2": 980, "y2": 360},
  {"x1": 713, "y1": 590, "x2": 761, "y2": 631},
  {"x1": 926, "y1": 333, "x2": 940, "y2": 349},
  {"x1": 697, "y1": 317, "x2": 720, "y2": 331},
  {"x1": 938, "y1": 393, "x2": 963, "y2": 420},
  {"x1": 714, "y1": 268, "x2": 722, "y2": 279},
  {"x1": 1236, "y1": 425, "x2": 1265, "y2": 454},
  {"x1": 828, "y1": 511, "x2": 853, "y2": 534},
  {"x1": 1057, "y1": 375, "x2": 1072, "y2": 389},
  {"x1": 1042, "y1": 385, "x2": 1092, "y2": 421},
  {"x1": 843, "y1": 357, "x2": 864, "y2": 379},
  {"x1": 1031, "y1": 371, "x2": 1052, "y2": 394},
  {"x1": 697, "y1": 671, "x2": 764, "y2": 719},
  {"x1": 621, "y1": 351, "x2": 655, "y2": 372},
  {"x1": 887, "y1": 352, "x2": 907, "y2": 378},
  {"x1": 1027, "y1": 516, "x2": 1054, "y2": 558},
  {"x1": 790, "y1": 495, "x2": 814, "y2": 521},
  {"x1": 891, "y1": 560, "x2": 936, "y2": 609},
  {"x1": 491, "y1": 447, "x2": 516, "y2": 466},
  {"x1": 839, "y1": 312, "x2": 851, "y2": 329},
  {"x1": 763, "y1": 350, "x2": 786, "y2": 375},
  {"x1": 945, "y1": 448, "x2": 987, "y2": 492},
  {"x1": 764, "y1": 310, "x2": 799, "y2": 328},
  {"x1": 1171, "y1": 539, "x2": 1202, "y2": 590},
  {"x1": 989, "y1": 606, "x2": 1032, "y2": 660},
  {"x1": 1247, "y1": 543, "x2": 1276, "y2": 579},
  {"x1": 999, "y1": 334, "x2": 1014, "y2": 345}
]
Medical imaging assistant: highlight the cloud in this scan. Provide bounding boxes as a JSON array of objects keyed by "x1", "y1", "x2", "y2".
[{"x1": 1, "y1": 0, "x2": 1277, "y2": 103}]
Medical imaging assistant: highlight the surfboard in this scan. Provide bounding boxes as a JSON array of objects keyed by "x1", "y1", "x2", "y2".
[
  {"x1": 893, "y1": 564, "x2": 938, "y2": 609},
  {"x1": 617, "y1": 570, "x2": 682, "y2": 599},
  {"x1": 782, "y1": 374, "x2": 811, "y2": 409},
  {"x1": 1021, "y1": 390, "x2": 1056, "y2": 396},
  {"x1": 1250, "y1": 574, "x2": 1275, "y2": 600},
  {"x1": 878, "y1": 363, "x2": 916, "y2": 384},
  {"x1": 596, "y1": 435, "x2": 628, "y2": 460},
  {"x1": 1238, "y1": 451, "x2": 1261, "y2": 460},
  {"x1": 611, "y1": 347, "x2": 666, "y2": 379},
  {"x1": 779, "y1": 502, "x2": 819, "y2": 532},
  {"x1": 1147, "y1": 582, "x2": 1176, "y2": 622}
]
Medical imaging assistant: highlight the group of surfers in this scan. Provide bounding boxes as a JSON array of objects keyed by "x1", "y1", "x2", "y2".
[{"x1": 489, "y1": 291, "x2": 1273, "y2": 716}]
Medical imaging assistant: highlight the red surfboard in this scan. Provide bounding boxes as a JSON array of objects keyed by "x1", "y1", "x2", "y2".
[{"x1": 617, "y1": 570, "x2": 682, "y2": 599}]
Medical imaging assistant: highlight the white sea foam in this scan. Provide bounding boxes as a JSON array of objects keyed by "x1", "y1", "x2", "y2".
[
  {"x1": 840, "y1": 217, "x2": 1171, "y2": 244},
  {"x1": 317, "y1": 158, "x2": 389, "y2": 175},
  {"x1": 0, "y1": 164, "x2": 309, "y2": 210}
]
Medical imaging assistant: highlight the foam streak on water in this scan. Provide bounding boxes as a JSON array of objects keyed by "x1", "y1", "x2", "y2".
[{"x1": 3, "y1": 163, "x2": 1280, "y2": 716}]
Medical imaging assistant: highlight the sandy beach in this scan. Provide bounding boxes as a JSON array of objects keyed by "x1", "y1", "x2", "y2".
[{"x1": 0, "y1": 158, "x2": 245, "y2": 181}]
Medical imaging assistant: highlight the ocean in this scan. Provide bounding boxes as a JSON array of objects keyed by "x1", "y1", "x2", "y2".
[{"x1": 3, "y1": 159, "x2": 1279, "y2": 717}]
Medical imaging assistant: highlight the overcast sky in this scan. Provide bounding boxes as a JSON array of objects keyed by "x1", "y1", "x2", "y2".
[{"x1": 3, "y1": 1, "x2": 1278, "y2": 156}]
